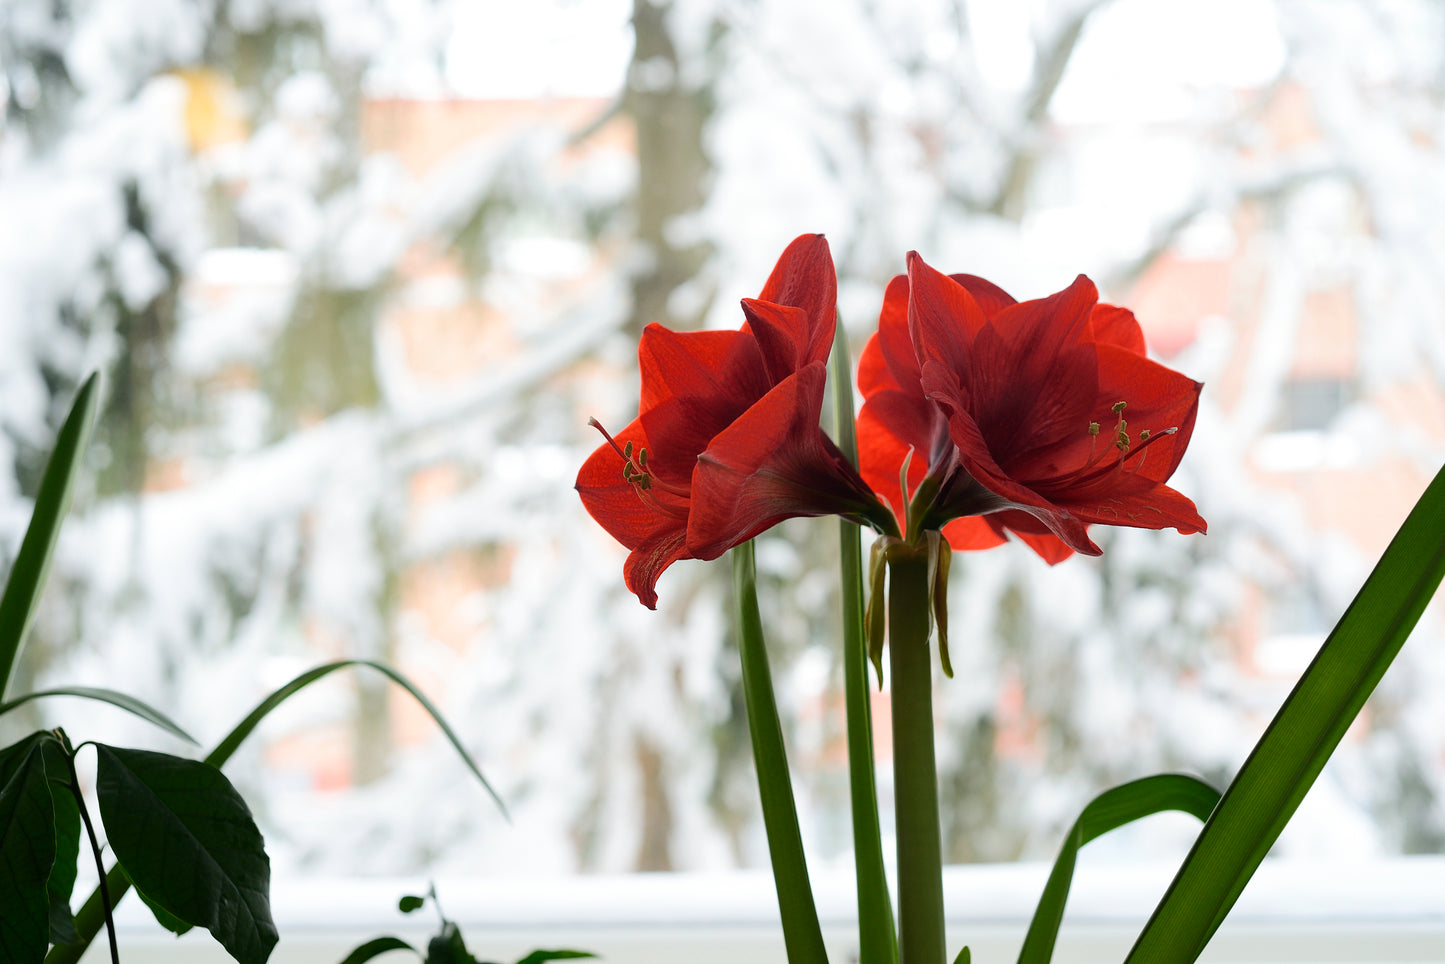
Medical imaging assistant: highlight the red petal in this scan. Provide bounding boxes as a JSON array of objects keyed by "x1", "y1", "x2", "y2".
[
  {"x1": 907, "y1": 253, "x2": 987, "y2": 378},
  {"x1": 988, "y1": 274, "x2": 1098, "y2": 384},
  {"x1": 1091, "y1": 343, "x2": 1202, "y2": 482},
  {"x1": 689, "y1": 364, "x2": 871, "y2": 558},
  {"x1": 624, "y1": 526, "x2": 690, "y2": 610},
  {"x1": 949, "y1": 274, "x2": 1016, "y2": 319},
  {"x1": 1090, "y1": 303, "x2": 1146, "y2": 355},
  {"x1": 1057, "y1": 474, "x2": 1207, "y2": 536},
  {"x1": 756, "y1": 234, "x2": 837, "y2": 366},
  {"x1": 985, "y1": 512, "x2": 1080, "y2": 564},
  {"x1": 926, "y1": 387, "x2": 1099, "y2": 554},
  {"x1": 741, "y1": 299, "x2": 808, "y2": 386},
  {"x1": 857, "y1": 388, "x2": 933, "y2": 528},
  {"x1": 575, "y1": 419, "x2": 658, "y2": 550},
  {"x1": 941, "y1": 515, "x2": 1006, "y2": 552},
  {"x1": 638, "y1": 324, "x2": 767, "y2": 415}
]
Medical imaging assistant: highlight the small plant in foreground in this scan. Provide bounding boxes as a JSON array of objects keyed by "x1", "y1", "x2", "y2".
[{"x1": 338, "y1": 883, "x2": 596, "y2": 964}]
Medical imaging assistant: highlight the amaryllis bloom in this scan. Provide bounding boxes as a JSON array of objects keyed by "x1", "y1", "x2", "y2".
[
  {"x1": 578, "y1": 235, "x2": 893, "y2": 608},
  {"x1": 857, "y1": 253, "x2": 1206, "y2": 563}
]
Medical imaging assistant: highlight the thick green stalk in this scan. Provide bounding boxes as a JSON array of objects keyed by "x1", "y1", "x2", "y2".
[
  {"x1": 832, "y1": 321, "x2": 898, "y2": 964},
  {"x1": 887, "y1": 548, "x2": 946, "y2": 964},
  {"x1": 733, "y1": 542, "x2": 829, "y2": 964}
]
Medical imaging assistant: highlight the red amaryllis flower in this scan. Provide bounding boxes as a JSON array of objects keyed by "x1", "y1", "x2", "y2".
[
  {"x1": 857, "y1": 253, "x2": 1205, "y2": 563},
  {"x1": 578, "y1": 235, "x2": 893, "y2": 608}
]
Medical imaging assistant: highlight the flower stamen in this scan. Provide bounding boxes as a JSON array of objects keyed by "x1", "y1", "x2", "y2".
[{"x1": 587, "y1": 417, "x2": 690, "y2": 513}]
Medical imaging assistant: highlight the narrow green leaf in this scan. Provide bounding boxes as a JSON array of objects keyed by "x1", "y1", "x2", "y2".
[
  {"x1": 952, "y1": 948, "x2": 971, "y2": 964},
  {"x1": 1127, "y1": 462, "x2": 1445, "y2": 963},
  {"x1": 0, "y1": 686, "x2": 198, "y2": 745},
  {"x1": 1017, "y1": 774, "x2": 1219, "y2": 964},
  {"x1": 733, "y1": 541, "x2": 829, "y2": 964},
  {"x1": 831, "y1": 323, "x2": 897, "y2": 964},
  {"x1": 339, "y1": 936, "x2": 420, "y2": 964},
  {"x1": 37, "y1": 740, "x2": 80, "y2": 946},
  {"x1": 0, "y1": 374, "x2": 101, "y2": 700},
  {"x1": 512, "y1": 952, "x2": 597, "y2": 964},
  {"x1": 94, "y1": 744, "x2": 277, "y2": 964},
  {"x1": 0, "y1": 740, "x2": 56, "y2": 963},
  {"x1": 205, "y1": 659, "x2": 505, "y2": 817}
]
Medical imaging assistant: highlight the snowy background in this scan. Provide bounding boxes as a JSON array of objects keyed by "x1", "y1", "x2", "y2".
[{"x1": 1, "y1": 0, "x2": 1443, "y2": 888}]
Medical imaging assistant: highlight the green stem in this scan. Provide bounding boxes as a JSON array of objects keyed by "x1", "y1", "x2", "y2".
[
  {"x1": 888, "y1": 547, "x2": 946, "y2": 964},
  {"x1": 832, "y1": 317, "x2": 898, "y2": 964},
  {"x1": 45, "y1": 865, "x2": 130, "y2": 964},
  {"x1": 842, "y1": 520, "x2": 899, "y2": 964},
  {"x1": 64, "y1": 755, "x2": 119, "y2": 964},
  {"x1": 733, "y1": 542, "x2": 829, "y2": 964}
]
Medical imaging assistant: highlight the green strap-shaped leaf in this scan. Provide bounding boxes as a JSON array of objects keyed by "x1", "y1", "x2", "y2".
[
  {"x1": 832, "y1": 321, "x2": 898, "y2": 964},
  {"x1": 94, "y1": 744, "x2": 278, "y2": 964},
  {"x1": 0, "y1": 374, "x2": 101, "y2": 700},
  {"x1": 733, "y1": 542, "x2": 829, "y2": 964},
  {"x1": 205, "y1": 659, "x2": 505, "y2": 816},
  {"x1": 1017, "y1": 774, "x2": 1219, "y2": 964},
  {"x1": 1127, "y1": 462, "x2": 1445, "y2": 962},
  {"x1": 0, "y1": 686, "x2": 198, "y2": 745},
  {"x1": 512, "y1": 951, "x2": 598, "y2": 964},
  {"x1": 0, "y1": 740, "x2": 57, "y2": 964},
  {"x1": 339, "y1": 936, "x2": 420, "y2": 964}
]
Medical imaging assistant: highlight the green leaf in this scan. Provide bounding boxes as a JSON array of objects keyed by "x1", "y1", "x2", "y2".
[
  {"x1": 94, "y1": 744, "x2": 277, "y2": 964},
  {"x1": 0, "y1": 686, "x2": 198, "y2": 745},
  {"x1": 399, "y1": 895, "x2": 427, "y2": 913},
  {"x1": 831, "y1": 321, "x2": 897, "y2": 964},
  {"x1": 1017, "y1": 774, "x2": 1219, "y2": 964},
  {"x1": 732, "y1": 542, "x2": 829, "y2": 964},
  {"x1": 952, "y1": 948, "x2": 971, "y2": 964},
  {"x1": 37, "y1": 740, "x2": 80, "y2": 946},
  {"x1": 339, "y1": 936, "x2": 420, "y2": 964},
  {"x1": 512, "y1": 952, "x2": 597, "y2": 964},
  {"x1": 0, "y1": 373, "x2": 101, "y2": 700},
  {"x1": 426, "y1": 921, "x2": 476, "y2": 964},
  {"x1": 1127, "y1": 462, "x2": 1445, "y2": 963},
  {"x1": 134, "y1": 880, "x2": 194, "y2": 936},
  {"x1": 205, "y1": 659, "x2": 505, "y2": 817},
  {"x1": 0, "y1": 740, "x2": 57, "y2": 963}
]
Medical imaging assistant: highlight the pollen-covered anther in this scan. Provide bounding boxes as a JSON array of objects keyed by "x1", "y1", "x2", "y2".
[{"x1": 587, "y1": 416, "x2": 686, "y2": 504}]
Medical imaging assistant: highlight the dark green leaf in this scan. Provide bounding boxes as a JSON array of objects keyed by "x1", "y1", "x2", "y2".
[
  {"x1": 0, "y1": 687, "x2": 197, "y2": 745},
  {"x1": 426, "y1": 921, "x2": 475, "y2": 964},
  {"x1": 94, "y1": 745, "x2": 276, "y2": 964},
  {"x1": 339, "y1": 936, "x2": 420, "y2": 964},
  {"x1": 732, "y1": 542, "x2": 829, "y2": 964},
  {"x1": 0, "y1": 374, "x2": 100, "y2": 700},
  {"x1": 135, "y1": 882, "x2": 194, "y2": 936},
  {"x1": 37, "y1": 740, "x2": 80, "y2": 946},
  {"x1": 205, "y1": 659, "x2": 505, "y2": 817},
  {"x1": 1127, "y1": 462, "x2": 1445, "y2": 962},
  {"x1": 1017, "y1": 774, "x2": 1219, "y2": 964},
  {"x1": 399, "y1": 895, "x2": 427, "y2": 913},
  {"x1": 0, "y1": 741, "x2": 57, "y2": 963},
  {"x1": 512, "y1": 952, "x2": 597, "y2": 964},
  {"x1": 952, "y1": 948, "x2": 971, "y2": 964},
  {"x1": 832, "y1": 323, "x2": 897, "y2": 964}
]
